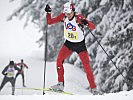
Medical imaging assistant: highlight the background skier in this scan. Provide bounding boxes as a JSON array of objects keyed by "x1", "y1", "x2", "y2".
[
  {"x1": 15, "y1": 59, "x2": 28, "y2": 87},
  {"x1": 45, "y1": 2, "x2": 98, "y2": 94},
  {"x1": 0, "y1": 61, "x2": 20, "y2": 95}
]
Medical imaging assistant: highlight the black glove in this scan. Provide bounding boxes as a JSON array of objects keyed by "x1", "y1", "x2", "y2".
[
  {"x1": 45, "y1": 4, "x2": 51, "y2": 12},
  {"x1": 4, "y1": 73, "x2": 7, "y2": 76},
  {"x1": 81, "y1": 19, "x2": 88, "y2": 25}
]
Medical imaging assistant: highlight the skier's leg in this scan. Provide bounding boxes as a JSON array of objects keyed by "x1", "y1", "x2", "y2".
[
  {"x1": 22, "y1": 73, "x2": 25, "y2": 87},
  {"x1": 15, "y1": 73, "x2": 19, "y2": 82},
  {"x1": 51, "y1": 45, "x2": 72, "y2": 91},
  {"x1": 0, "y1": 77, "x2": 8, "y2": 92},
  {"x1": 57, "y1": 45, "x2": 72, "y2": 82},
  {"x1": 10, "y1": 78, "x2": 15, "y2": 95},
  {"x1": 78, "y1": 51, "x2": 96, "y2": 89}
]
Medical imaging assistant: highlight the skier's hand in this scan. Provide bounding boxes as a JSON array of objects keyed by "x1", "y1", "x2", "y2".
[
  {"x1": 81, "y1": 19, "x2": 88, "y2": 26},
  {"x1": 45, "y1": 4, "x2": 51, "y2": 13},
  {"x1": 4, "y1": 73, "x2": 7, "y2": 76}
]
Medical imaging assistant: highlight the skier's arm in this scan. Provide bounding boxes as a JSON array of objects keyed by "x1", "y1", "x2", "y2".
[
  {"x1": 45, "y1": 4, "x2": 65, "y2": 25},
  {"x1": 16, "y1": 63, "x2": 21, "y2": 66},
  {"x1": 24, "y1": 63, "x2": 28, "y2": 69},
  {"x1": 14, "y1": 64, "x2": 20, "y2": 71},
  {"x1": 77, "y1": 14, "x2": 96, "y2": 30},
  {"x1": 2, "y1": 66, "x2": 8, "y2": 75},
  {"x1": 46, "y1": 13, "x2": 65, "y2": 25}
]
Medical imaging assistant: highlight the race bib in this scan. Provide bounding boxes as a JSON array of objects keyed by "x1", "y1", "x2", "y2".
[
  {"x1": 7, "y1": 72, "x2": 14, "y2": 77},
  {"x1": 64, "y1": 30, "x2": 78, "y2": 40}
]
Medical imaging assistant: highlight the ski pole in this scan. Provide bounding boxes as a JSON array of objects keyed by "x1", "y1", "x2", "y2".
[
  {"x1": 87, "y1": 28, "x2": 130, "y2": 84},
  {"x1": 43, "y1": 20, "x2": 48, "y2": 95}
]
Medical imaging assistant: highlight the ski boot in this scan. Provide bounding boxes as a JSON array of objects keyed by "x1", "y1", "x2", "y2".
[
  {"x1": 23, "y1": 85, "x2": 26, "y2": 87},
  {"x1": 12, "y1": 92, "x2": 14, "y2": 95},
  {"x1": 51, "y1": 82, "x2": 64, "y2": 92},
  {"x1": 12, "y1": 87, "x2": 15, "y2": 95},
  {"x1": 90, "y1": 88, "x2": 102, "y2": 95}
]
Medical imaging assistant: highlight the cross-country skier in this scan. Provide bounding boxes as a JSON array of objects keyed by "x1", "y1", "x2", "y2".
[
  {"x1": 45, "y1": 2, "x2": 98, "y2": 94},
  {"x1": 15, "y1": 59, "x2": 28, "y2": 87},
  {"x1": 0, "y1": 61, "x2": 20, "y2": 95}
]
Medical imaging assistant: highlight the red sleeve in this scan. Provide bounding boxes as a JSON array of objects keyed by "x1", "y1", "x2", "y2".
[
  {"x1": 76, "y1": 14, "x2": 96, "y2": 30},
  {"x1": 46, "y1": 13, "x2": 65, "y2": 25},
  {"x1": 16, "y1": 63, "x2": 21, "y2": 66},
  {"x1": 16, "y1": 63, "x2": 28, "y2": 69},
  {"x1": 24, "y1": 63, "x2": 28, "y2": 69}
]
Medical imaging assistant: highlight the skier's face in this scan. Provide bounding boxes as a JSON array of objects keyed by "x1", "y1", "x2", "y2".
[
  {"x1": 65, "y1": 11, "x2": 74, "y2": 20},
  {"x1": 10, "y1": 65, "x2": 14, "y2": 68}
]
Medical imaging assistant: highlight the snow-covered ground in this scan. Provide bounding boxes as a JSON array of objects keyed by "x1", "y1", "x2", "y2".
[
  {"x1": 0, "y1": 54, "x2": 90, "y2": 95},
  {"x1": 0, "y1": 91, "x2": 133, "y2": 100},
  {"x1": 0, "y1": 55, "x2": 133, "y2": 100}
]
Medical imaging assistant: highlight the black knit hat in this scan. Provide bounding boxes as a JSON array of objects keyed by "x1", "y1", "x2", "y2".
[{"x1": 9, "y1": 61, "x2": 14, "y2": 65}]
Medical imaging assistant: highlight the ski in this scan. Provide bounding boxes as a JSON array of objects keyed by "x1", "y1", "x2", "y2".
[
  {"x1": 16, "y1": 87, "x2": 73, "y2": 95},
  {"x1": 44, "y1": 88, "x2": 73, "y2": 95}
]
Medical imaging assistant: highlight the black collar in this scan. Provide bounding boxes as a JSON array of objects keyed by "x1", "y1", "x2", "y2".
[{"x1": 68, "y1": 12, "x2": 75, "y2": 21}]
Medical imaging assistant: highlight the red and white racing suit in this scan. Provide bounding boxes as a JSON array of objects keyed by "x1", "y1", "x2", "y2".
[{"x1": 46, "y1": 12, "x2": 96, "y2": 89}]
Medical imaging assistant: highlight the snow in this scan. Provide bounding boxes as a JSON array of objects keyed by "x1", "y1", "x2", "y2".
[
  {"x1": 0, "y1": 92, "x2": 133, "y2": 100},
  {"x1": 0, "y1": 0, "x2": 42, "y2": 57},
  {"x1": 0, "y1": 55, "x2": 133, "y2": 100},
  {"x1": 100, "y1": 0, "x2": 109, "y2": 6}
]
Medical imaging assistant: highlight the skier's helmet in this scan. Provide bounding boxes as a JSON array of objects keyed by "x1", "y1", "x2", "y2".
[
  {"x1": 63, "y1": 2, "x2": 75, "y2": 13},
  {"x1": 9, "y1": 61, "x2": 14, "y2": 65}
]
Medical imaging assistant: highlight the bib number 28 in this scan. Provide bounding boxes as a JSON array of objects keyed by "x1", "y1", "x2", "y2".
[{"x1": 65, "y1": 30, "x2": 78, "y2": 40}]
